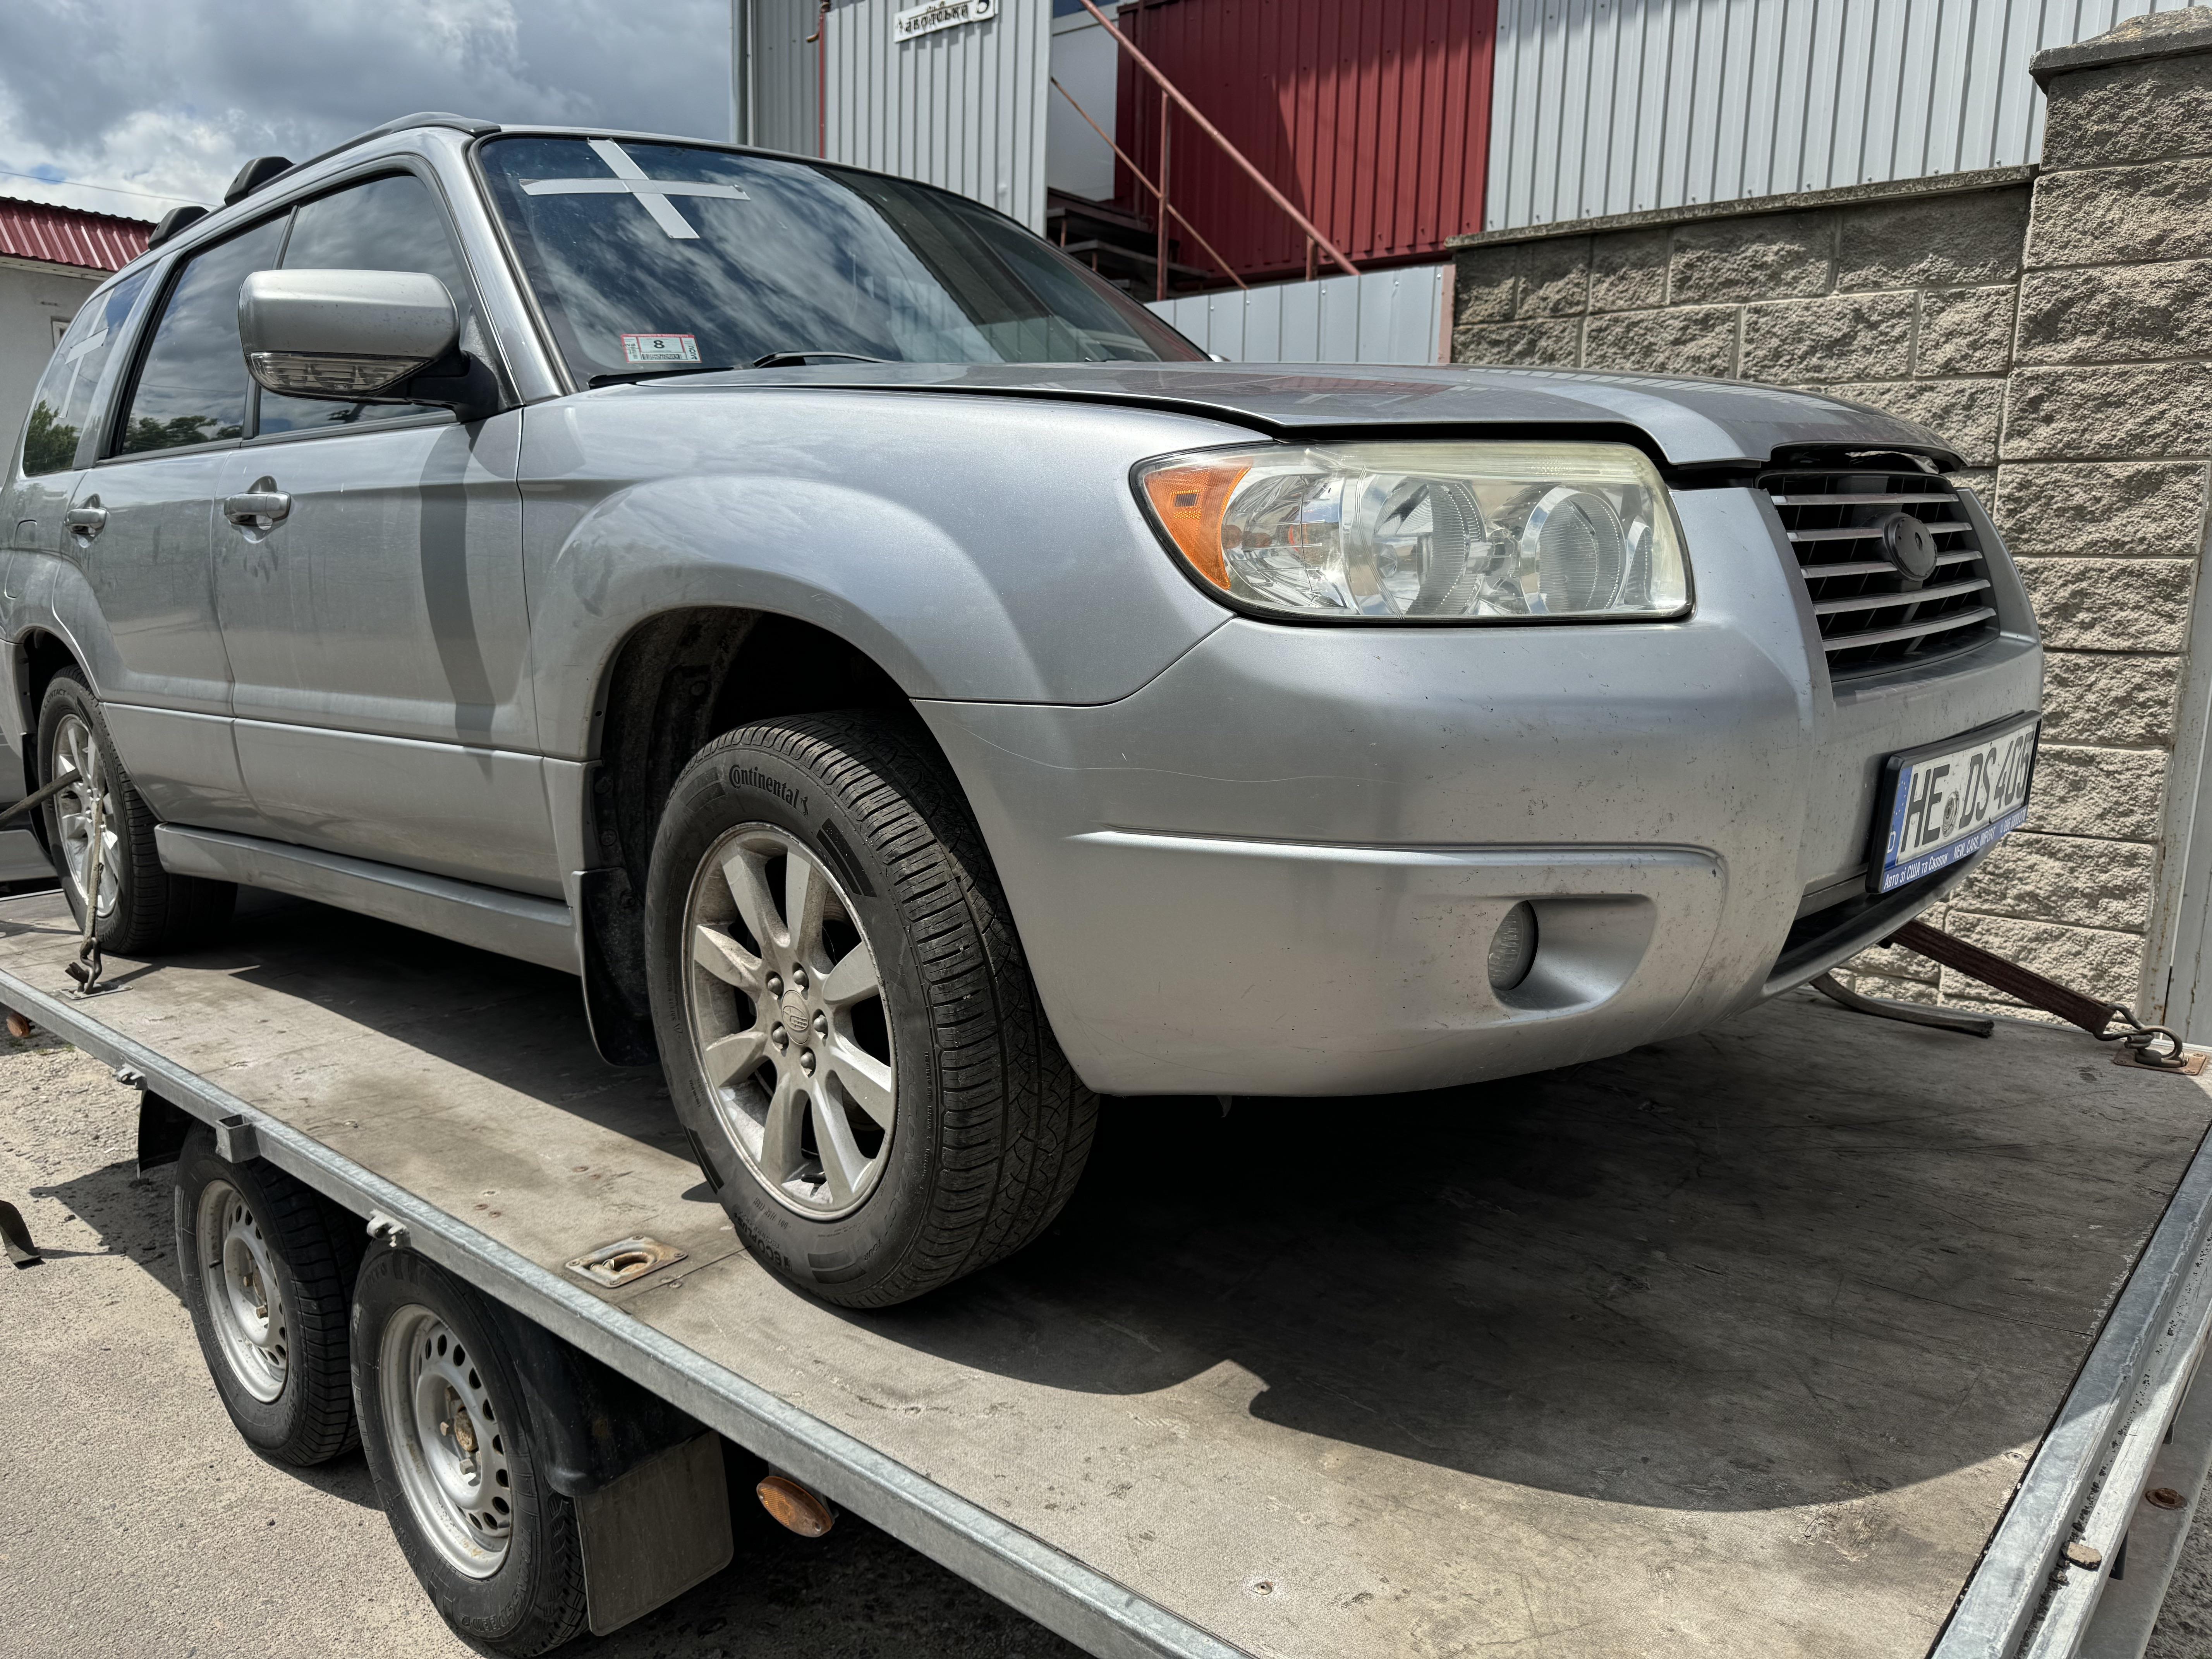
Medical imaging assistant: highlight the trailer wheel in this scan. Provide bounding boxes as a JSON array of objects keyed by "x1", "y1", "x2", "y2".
[
  {"x1": 645, "y1": 711, "x2": 1097, "y2": 1307},
  {"x1": 38, "y1": 666, "x2": 234, "y2": 953},
  {"x1": 352, "y1": 1249, "x2": 587, "y2": 1656},
  {"x1": 174, "y1": 1126, "x2": 360, "y2": 1464}
]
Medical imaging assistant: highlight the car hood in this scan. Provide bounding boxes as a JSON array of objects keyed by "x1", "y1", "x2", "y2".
[{"x1": 685, "y1": 361, "x2": 1963, "y2": 471}]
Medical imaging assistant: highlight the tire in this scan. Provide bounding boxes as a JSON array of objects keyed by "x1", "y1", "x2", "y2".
[
  {"x1": 174, "y1": 1126, "x2": 361, "y2": 1465},
  {"x1": 645, "y1": 711, "x2": 1096, "y2": 1308},
  {"x1": 37, "y1": 666, "x2": 233, "y2": 953},
  {"x1": 352, "y1": 1249, "x2": 588, "y2": 1657}
]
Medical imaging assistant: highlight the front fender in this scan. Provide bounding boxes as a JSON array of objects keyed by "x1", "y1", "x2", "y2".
[{"x1": 518, "y1": 388, "x2": 1247, "y2": 758}]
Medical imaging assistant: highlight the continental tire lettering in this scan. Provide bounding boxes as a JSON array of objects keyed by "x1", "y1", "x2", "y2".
[{"x1": 726, "y1": 764, "x2": 809, "y2": 819}]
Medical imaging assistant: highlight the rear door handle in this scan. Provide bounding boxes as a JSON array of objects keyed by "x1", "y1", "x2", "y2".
[
  {"x1": 223, "y1": 489, "x2": 291, "y2": 532},
  {"x1": 62, "y1": 503, "x2": 106, "y2": 540}
]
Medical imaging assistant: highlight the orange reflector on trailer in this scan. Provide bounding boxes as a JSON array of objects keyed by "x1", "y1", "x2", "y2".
[{"x1": 756, "y1": 1472, "x2": 836, "y2": 1537}]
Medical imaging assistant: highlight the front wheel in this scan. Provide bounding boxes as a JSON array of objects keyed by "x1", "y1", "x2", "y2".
[{"x1": 644, "y1": 712, "x2": 1096, "y2": 1307}]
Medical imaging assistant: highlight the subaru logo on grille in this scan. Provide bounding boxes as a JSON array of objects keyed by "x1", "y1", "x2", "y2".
[{"x1": 1880, "y1": 512, "x2": 1939, "y2": 580}]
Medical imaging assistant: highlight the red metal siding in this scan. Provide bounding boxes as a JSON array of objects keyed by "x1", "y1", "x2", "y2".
[
  {"x1": 1111, "y1": 0, "x2": 1494, "y2": 286},
  {"x1": 0, "y1": 198, "x2": 150, "y2": 273}
]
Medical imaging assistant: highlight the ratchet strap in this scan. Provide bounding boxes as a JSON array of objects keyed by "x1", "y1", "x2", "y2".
[
  {"x1": 0, "y1": 771, "x2": 71, "y2": 831},
  {"x1": 1880, "y1": 919, "x2": 2190, "y2": 1068},
  {"x1": 0, "y1": 1200, "x2": 41, "y2": 1268}
]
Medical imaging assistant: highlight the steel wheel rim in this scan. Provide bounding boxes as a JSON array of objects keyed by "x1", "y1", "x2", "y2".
[
  {"x1": 195, "y1": 1180, "x2": 288, "y2": 1403},
  {"x1": 378, "y1": 1305, "x2": 512, "y2": 1577},
  {"x1": 682, "y1": 822, "x2": 896, "y2": 1219},
  {"x1": 52, "y1": 713, "x2": 120, "y2": 919}
]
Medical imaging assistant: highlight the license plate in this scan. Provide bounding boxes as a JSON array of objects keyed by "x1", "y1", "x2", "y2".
[{"x1": 1870, "y1": 715, "x2": 2039, "y2": 894}]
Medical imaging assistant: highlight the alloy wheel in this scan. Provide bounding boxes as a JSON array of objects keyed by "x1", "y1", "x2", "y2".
[
  {"x1": 681, "y1": 825, "x2": 896, "y2": 1218},
  {"x1": 52, "y1": 712, "x2": 120, "y2": 918}
]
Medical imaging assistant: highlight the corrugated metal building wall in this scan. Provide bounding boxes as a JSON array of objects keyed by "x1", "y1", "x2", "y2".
[
  {"x1": 1112, "y1": 0, "x2": 1497, "y2": 283},
  {"x1": 747, "y1": 0, "x2": 822, "y2": 160},
  {"x1": 1147, "y1": 264, "x2": 1453, "y2": 362},
  {"x1": 746, "y1": 0, "x2": 1052, "y2": 233},
  {"x1": 1487, "y1": 0, "x2": 2207, "y2": 232}
]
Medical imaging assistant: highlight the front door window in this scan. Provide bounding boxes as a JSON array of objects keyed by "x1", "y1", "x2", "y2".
[{"x1": 117, "y1": 218, "x2": 287, "y2": 456}]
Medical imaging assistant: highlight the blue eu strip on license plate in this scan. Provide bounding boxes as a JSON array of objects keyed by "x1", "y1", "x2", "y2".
[{"x1": 1873, "y1": 716, "x2": 2039, "y2": 894}]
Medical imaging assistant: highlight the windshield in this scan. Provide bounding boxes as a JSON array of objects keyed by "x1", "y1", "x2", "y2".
[{"x1": 477, "y1": 136, "x2": 1203, "y2": 382}]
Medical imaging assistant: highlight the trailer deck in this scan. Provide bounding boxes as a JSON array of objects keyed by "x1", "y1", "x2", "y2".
[{"x1": 5, "y1": 886, "x2": 2211, "y2": 1659}]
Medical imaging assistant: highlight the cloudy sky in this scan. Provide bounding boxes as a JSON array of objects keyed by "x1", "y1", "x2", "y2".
[{"x1": 0, "y1": 0, "x2": 737, "y2": 222}]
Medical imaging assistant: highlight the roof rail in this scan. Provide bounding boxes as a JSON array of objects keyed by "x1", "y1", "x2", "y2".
[
  {"x1": 224, "y1": 113, "x2": 503, "y2": 211},
  {"x1": 223, "y1": 156, "x2": 294, "y2": 204},
  {"x1": 146, "y1": 203, "x2": 209, "y2": 251},
  {"x1": 282, "y1": 112, "x2": 501, "y2": 185},
  {"x1": 136, "y1": 113, "x2": 502, "y2": 261}
]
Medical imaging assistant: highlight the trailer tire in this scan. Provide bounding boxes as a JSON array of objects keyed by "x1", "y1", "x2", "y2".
[
  {"x1": 646, "y1": 711, "x2": 1097, "y2": 1307},
  {"x1": 37, "y1": 667, "x2": 234, "y2": 954},
  {"x1": 174, "y1": 1126, "x2": 361, "y2": 1465},
  {"x1": 352, "y1": 1249, "x2": 587, "y2": 1657}
]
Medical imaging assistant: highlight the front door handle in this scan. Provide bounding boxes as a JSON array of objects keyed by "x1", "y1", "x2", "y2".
[
  {"x1": 62, "y1": 502, "x2": 106, "y2": 541},
  {"x1": 223, "y1": 488, "x2": 290, "y2": 532}
]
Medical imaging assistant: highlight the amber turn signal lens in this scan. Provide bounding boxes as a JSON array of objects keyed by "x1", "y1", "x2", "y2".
[
  {"x1": 757, "y1": 1473, "x2": 837, "y2": 1537},
  {"x1": 1139, "y1": 459, "x2": 1249, "y2": 589}
]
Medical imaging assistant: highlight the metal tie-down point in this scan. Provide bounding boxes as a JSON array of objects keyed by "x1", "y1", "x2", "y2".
[{"x1": 565, "y1": 1236, "x2": 686, "y2": 1289}]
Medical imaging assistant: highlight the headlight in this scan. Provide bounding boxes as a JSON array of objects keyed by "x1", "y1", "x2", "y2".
[{"x1": 1135, "y1": 441, "x2": 1690, "y2": 622}]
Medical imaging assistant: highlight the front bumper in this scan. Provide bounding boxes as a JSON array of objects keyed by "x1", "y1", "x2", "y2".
[{"x1": 922, "y1": 487, "x2": 2043, "y2": 1097}]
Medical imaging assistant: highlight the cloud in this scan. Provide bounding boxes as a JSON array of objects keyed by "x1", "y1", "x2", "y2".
[{"x1": 0, "y1": 0, "x2": 734, "y2": 219}]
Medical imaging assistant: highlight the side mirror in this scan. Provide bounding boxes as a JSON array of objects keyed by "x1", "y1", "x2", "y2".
[{"x1": 237, "y1": 270, "x2": 497, "y2": 421}]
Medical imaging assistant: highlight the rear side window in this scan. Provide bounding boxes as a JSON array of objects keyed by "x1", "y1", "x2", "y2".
[
  {"x1": 116, "y1": 217, "x2": 287, "y2": 456},
  {"x1": 256, "y1": 172, "x2": 484, "y2": 435},
  {"x1": 18, "y1": 269, "x2": 149, "y2": 476}
]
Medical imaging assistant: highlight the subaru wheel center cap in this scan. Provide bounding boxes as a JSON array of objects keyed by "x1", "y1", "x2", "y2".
[{"x1": 1881, "y1": 511, "x2": 1939, "y2": 580}]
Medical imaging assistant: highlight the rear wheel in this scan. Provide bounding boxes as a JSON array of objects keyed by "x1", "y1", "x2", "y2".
[
  {"x1": 37, "y1": 667, "x2": 232, "y2": 953},
  {"x1": 353, "y1": 1249, "x2": 588, "y2": 1656},
  {"x1": 645, "y1": 712, "x2": 1096, "y2": 1307}
]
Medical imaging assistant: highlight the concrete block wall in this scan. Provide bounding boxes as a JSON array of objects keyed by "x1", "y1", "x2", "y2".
[
  {"x1": 1453, "y1": 189, "x2": 2028, "y2": 486},
  {"x1": 1448, "y1": 11, "x2": 2212, "y2": 1024}
]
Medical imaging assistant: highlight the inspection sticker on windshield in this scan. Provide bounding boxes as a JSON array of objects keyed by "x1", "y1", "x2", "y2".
[
  {"x1": 1870, "y1": 715, "x2": 2039, "y2": 894},
  {"x1": 621, "y1": 332, "x2": 701, "y2": 365}
]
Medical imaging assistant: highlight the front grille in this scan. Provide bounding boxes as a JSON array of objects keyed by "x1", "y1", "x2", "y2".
[{"x1": 1760, "y1": 452, "x2": 1999, "y2": 675}]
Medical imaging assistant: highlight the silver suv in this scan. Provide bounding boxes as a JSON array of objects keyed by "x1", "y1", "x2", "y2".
[{"x1": 2, "y1": 114, "x2": 2042, "y2": 1307}]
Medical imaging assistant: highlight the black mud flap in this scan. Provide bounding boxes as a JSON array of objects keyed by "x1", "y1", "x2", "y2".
[
  {"x1": 483, "y1": 1294, "x2": 732, "y2": 1633},
  {"x1": 136, "y1": 1092, "x2": 195, "y2": 1176},
  {"x1": 576, "y1": 866, "x2": 659, "y2": 1067}
]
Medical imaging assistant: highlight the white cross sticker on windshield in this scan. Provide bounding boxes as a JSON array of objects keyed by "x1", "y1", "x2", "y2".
[{"x1": 519, "y1": 138, "x2": 749, "y2": 240}]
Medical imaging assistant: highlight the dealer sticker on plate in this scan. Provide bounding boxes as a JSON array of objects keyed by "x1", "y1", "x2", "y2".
[
  {"x1": 621, "y1": 332, "x2": 701, "y2": 365},
  {"x1": 1872, "y1": 715, "x2": 2039, "y2": 893}
]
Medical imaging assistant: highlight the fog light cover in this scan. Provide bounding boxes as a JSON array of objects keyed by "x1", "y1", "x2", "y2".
[
  {"x1": 1136, "y1": 441, "x2": 1689, "y2": 623},
  {"x1": 1488, "y1": 902, "x2": 1538, "y2": 992}
]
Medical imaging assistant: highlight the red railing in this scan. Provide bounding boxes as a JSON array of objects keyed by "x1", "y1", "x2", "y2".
[{"x1": 1073, "y1": 0, "x2": 1358, "y2": 298}]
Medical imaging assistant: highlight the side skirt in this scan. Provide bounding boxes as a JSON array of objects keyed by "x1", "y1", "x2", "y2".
[{"x1": 155, "y1": 824, "x2": 578, "y2": 975}]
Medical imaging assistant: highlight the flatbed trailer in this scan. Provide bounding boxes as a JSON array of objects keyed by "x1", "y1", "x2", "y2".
[{"x1": 7, "y1": 885, "x2": 2212, "y2": 1659}]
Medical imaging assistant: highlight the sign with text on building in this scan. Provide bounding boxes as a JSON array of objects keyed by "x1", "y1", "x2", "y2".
[{"x1": 894, "y1": 0, "x2": 996, "y2": 41}]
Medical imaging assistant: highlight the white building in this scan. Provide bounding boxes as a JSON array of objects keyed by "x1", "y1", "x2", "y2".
[{"x1": 0, "y1": 198, "x2": 149, "y2": 460}]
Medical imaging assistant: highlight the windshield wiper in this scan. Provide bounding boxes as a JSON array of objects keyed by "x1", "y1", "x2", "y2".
[
  {"x1": 749, "y1": 350, "x2": 890, "y2": 369},
  {"x1": 587, "y1": 351, "x2": 888, "y2": 388},
  {"x1": 587, "y1": 365, "x2": 737, "y2": 388}
]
